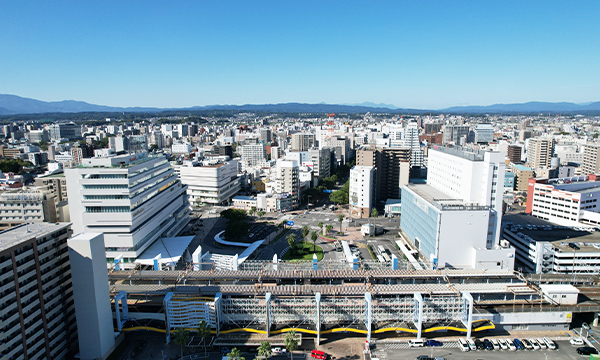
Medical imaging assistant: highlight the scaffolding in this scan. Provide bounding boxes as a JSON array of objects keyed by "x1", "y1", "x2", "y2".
[
  {"x1": 220, "y1": 297, "x2": 267, "y2": 325},
  {"x1": 165, "y1": 296, "x2": 217, "y2": 328},
  {"x1": 270, "y1": 297, "x2": 316, "y2": 324},
  {"x1": 422, "y1": 295, "x2": 462, "y2": 322},
  {"x1": 371, "y1": 295, "x2": 414, "y2": 322},
  {"x1": 320, "y1": 296, "x2": 365, "y2": 324}
]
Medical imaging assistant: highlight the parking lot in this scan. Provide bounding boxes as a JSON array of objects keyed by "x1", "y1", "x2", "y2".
[{"x1": 370, "y1": 339, "x2": 597, "y2": 360}]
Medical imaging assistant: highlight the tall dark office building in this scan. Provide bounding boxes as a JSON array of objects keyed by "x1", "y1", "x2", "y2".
[
  {"x1": 507, "y1": 145, "x2": 522, "y2": 163},
  {"x1": 356, "y1": 146, "x2": 411, "y2": 201}
]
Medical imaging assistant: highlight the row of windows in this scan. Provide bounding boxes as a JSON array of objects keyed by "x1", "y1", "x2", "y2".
[
  {"x1": 82, "y1": 173, "x2": 127, "y2": 179},
  {"x1": 85, "y1": 206, "x2": 130, "y2": 213},
  {"x1": 82, "y1": 184, "x2": 128, "y2": 190}
]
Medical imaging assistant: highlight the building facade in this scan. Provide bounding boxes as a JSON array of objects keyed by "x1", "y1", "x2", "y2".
[
  {"x1": 178, "y1": 159, "x2": 241, "y2": 206},
  {"x1": 65, "y1": 152, "x2": 191, "y2": 268},
  {"x1": 291, "y1": 133, "x2": 315, "y2": 152},
  {"x1": 527, "y1": 137, "x2": 554, "y2": 169},
  {"x1": 582, "y1": 143, "x2": 600, "y2": 175},
  {"x1": 0, "y1": 223, "x2": 77, "y2": 360},
  {"x1": 349, "y1": 165, "x2": 375, "y2": 218}
]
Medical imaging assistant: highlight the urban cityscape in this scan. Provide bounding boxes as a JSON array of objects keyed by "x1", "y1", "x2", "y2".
[{"x1": 1, "y1": 2, "x2": 600, "y2": 360}]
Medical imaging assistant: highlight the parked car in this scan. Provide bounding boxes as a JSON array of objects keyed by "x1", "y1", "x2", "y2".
[
  {"x1": 534, "y1": 338, "x2": 546, "y2": 349},
  {"x1": 513, "y1": 338, "x2": 524, "y2": 350},
  {"x1": 498, "y1": 338, "x2": 508, "y2": 350},
  {"x1": 507, "y1": 340, "x2": 517, "y2": 351},
  {"x1": 466, "y1": 339, "x2": 477, "y2": 351},
  {"x1": 458, "y1": 338, "x2": 470, "y2": 352},
  {"x1": 415, "y1": 356, "x2": 432, "y2": 360},
  {"x1": 474, "y1": 339, "x2": 485, "y2": 350},
  {"x1": 543, "y1": 337, "x2": 557, "y2": 350},
  {"x1": 425, "y1": 340, "x2": 442, "y2": 347},
  {"x1": 582, "y1": 323, "x2": 591, "y2": 330},
  {"x1": 528, "y1": 338, "x2": 540, "y2": 350},
  {"x1": 522, "y1": 339, "x2": 533, "y2": 350},
  {"x1": 576, "y1": 346, "x2": 598, "y2": 356},
  {"x1": 311, "y1": 350, "x2": 328, "y2": 359},
  {"x1": 482, "y1": 339, "x2": 493, "y2": 350},
  {"x1": 490, "y1": 338, "x2": 500, "y2": 350}
]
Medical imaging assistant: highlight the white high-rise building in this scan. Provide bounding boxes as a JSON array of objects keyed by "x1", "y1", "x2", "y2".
[
  {"x1": 65, "y1": 152, "x2": 191, "y2": 268},
  {"x1": 275, "y1": 160, "x2": 300, "y2": 208},
  {"x1": 405, "y1": 122, "x2": 423, "y2": 167},
  {"x1": 241, "y1": 144, "x2": 267, "y2": 167},
  {"x1": 349, "y1": 165, "x2": 376, "y2": 218},
  {"x1": 179, "y1": 159, "x2": 241, "y2": 205},
  {"x1": 427, "y1": 145, "x2": 505, "y2": 247}
]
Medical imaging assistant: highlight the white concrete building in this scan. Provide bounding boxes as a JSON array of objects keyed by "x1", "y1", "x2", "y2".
[
  {"x1": 401, "y1": 184, "x2": 515, "y2": 270},
  {"x1": 427, "y1": 145, "x2": 505, "y2": 247},
  {"x1": 171, "y1": 142, "x2": 192, "y2": 154},
  {"x1": 275, "y1": 160, "x2": 300, "y2": 208},
  {"x1": 405, "y1": 122, "x2": 423, "y2": 167},
  {"x1": 67, "y1": 232, "x2": 116, "y2": 360},
  {"x1": 178, "y1": 159, "x2": 240, "y2": 206},
  {"x1": 65, "y1": 152, "x2": 191, "y2": 268},
  {"x1": 349, "y1": 165, "x2": 375, "y2": 218},
  {"x1": 241, "y1": 144, "x2": 267, "y2": 167}
]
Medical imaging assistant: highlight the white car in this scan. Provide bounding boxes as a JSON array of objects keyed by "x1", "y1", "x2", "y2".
[
  {"x1": 507, "y1": 341, "x2": 517, "y2": 351},
  {"x1": 458, "y1": 338, "x2": 470, "y2": 352},
  {"x1": 498, "y1": 338, "x2": 508, "y2": 350},
  {"x1": 490, "y1": 338, "x2": 500, "y2": 350},
  {"x1": 529, "y1": 338, "x2": 540, "y2": 350},
  {"x1": 543, "y1": 337, "x2": 557, "y2": 350},
  {"x1": 536, "y1": 338, "x2": 547, "y2": 349},
  {"x1": 466, "y1": 339, "x2": 477, "y2": 351},
  {"x1": 570, "y1": 337, "x2": 584, "y2": 346},
  {"x1": 272, "y1": 347, "x2": 282, "y2": 353}
]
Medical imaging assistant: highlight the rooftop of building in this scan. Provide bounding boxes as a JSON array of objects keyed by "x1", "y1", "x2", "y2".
[
  {"x1": 503, "y1": 213, "x2": 600, "y2": 253},
  {"x1": 430, "y1": 144, "x2": 486, "y2": 161},
  {"x1": 0, "y1": 222, "x2": 71, "y2": 253},
  {"x1": 36, "y1": 172, "x2": 65, "y2": 179},
  {"x1": 513, "y1": 164, "x2": 532, "y2": 171},
  {"x1": 405, "y1": 184, "x2": 490, "y2": 212},
  {"x1": 232, "y1": 195, "x2": 256, "y2": 201}
]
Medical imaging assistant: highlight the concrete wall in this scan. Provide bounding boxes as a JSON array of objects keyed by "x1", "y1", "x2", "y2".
[
  {"x1": 68, "y1": 233, "x2": 115, "y2": 360},
  {"x1": 438, "y1": 209, "x2": 489, "y2": 268},
  {"x1": 472, "y1": 311, "x2": 572, "y2": 331}
]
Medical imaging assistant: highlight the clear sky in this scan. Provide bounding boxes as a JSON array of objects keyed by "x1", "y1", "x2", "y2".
[{"x1": 1, "y1": 1, "x2": 598, "y2": 109}]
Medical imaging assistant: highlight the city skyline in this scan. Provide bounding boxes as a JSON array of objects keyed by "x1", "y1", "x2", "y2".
[{"x1": 1, "y1": 1, "x2": 599, "y2": 109}]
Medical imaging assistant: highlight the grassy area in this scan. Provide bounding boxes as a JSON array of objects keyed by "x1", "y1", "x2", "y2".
[
  {"x1": 367, "y1": 245, "x2": 377, "y2": 260},
  {"x1": 283, "y1": 241, "x2": 324, "y2": 261}
]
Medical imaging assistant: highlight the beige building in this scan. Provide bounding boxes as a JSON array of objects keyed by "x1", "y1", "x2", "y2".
[
  {"x1": 527, "y1": 137, "x2": 554, "y2": 169},
  {"x1": 0, "y1": 188, "x2": 57, "y2": 229},
  {"x1": 582, "y1": 143, "x2": 600, "y2": 175},
  {"x1": 291, "y1": 133, "x2": 315, "y2": 152},
  {"x1": 511, "y1": 164, "x2": 534, "y2": 192},
  {"x1": 34, "y1": 172, "x2": 68, "y2": 204}
]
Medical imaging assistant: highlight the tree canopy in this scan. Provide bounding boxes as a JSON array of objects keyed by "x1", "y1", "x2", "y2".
[{"x1": 220, "y1": 208, "x2": 248, "y2": 221}]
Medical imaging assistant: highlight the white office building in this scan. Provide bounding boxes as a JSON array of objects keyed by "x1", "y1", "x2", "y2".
[
  {"x1": 178, "y1": 159, "x2": 241, "y2": 205},
  {"x1": 275, "y1": 160, "x2": 300, "y2": 208},
  {"x1": 172, "y1": 142, "x2": 193, "y2": 154},
  {"x1": 65, "y1": 152, "x2": 191, "y2": 268},
  {"x1": 241, "y1": 144, "x2": 267, "y2": 167},
  {"x1": 349, "y1": 165, "x2": 376, "y2": 218},
  {"x1": 474, "y1": 123, "x2": 494, "y2": 144},
  {"x1": 405, "y1": 122, "x2": 423, "y2": 167},
  {"x1": 427, "y1": 145, "x2": 505, "y2": 247}
]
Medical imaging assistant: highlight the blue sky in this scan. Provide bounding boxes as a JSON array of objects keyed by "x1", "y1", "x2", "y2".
[{"x1": 1, "y1": 1, "x2": 598, "y2": 109}]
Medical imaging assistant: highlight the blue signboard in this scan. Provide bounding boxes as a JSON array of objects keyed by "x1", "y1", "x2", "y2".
[
  {"x1": 323, "y1": 189, "x2": 332, "y2": 194},
  {"x1": 285, "y1": 220, "x2": 294, "y2": 226}
]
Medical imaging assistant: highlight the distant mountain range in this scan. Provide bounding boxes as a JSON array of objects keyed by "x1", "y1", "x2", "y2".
[{"x1": 0, "y1": 94, "x2": 599, "y2": 116}]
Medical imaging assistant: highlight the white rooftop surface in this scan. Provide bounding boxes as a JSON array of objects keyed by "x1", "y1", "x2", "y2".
[
  {"x1": 135, "y1": 236, "x2": 194, "y2": 266},
  {"x1": 539, "y1": 284, "x2": 580, "y2": 294},
  {"x1": 236, "y1": 240, "x2": 264, "y2": 264}
]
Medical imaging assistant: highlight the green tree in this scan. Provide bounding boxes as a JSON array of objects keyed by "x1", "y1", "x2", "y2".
[
  {"x1": 38, "y1": 140, "x2": 48, "y2": 151},
  {"x1": 310, "y1": 231, "x2": 318, "y2": 252},
  {"x1": 173, "y1": 327, "x2": 190, "y2": 359},
  {"x1": 197, "y1": 320, "x2": 211, "y2": 358},
  {"x1": 257, "y1": 341, "x2": 272, "y2": 359},
  {"x1": 278, "y1": 221, "x2": 285, "y2": 229},
  {"x1": 220, "y1": 208, "x2": 249, "y2": 221},
  {"x1": 257, "y1": 211, "x2": 265, "y2": 219},
  {"x1": 287, "y1": 233, "x2": 297, "y2": 253},
  {"x1": 338, "y1": 214, "x2": 344, "y2": 232},
  {"x1": 227, "y1": 347, "x2": 245, "y2": 360},
  {"x1": 329, "y1": 180, "x2": 350, "y2": 204},
  {"x1": 317, "y1": 221, "x2": 324, "y2": 231},
  {"x1": 224, "y1": 220, "x2": 250, "y2": 241},
  {"x1": 249, "y1": 207, "x2": 257, "y2": 217},
  {"x1": 325, "y1": 224, "x2": 333, "y2": 235},
  {"x1": 371, "y1": 208, "x2": 379, "y2": 228},
  {"x1": 284, "y1": 331, "x2": 299, "y2": 360},
  {"x1": 302, "y1": 225, "x2": 310, "y2": 238}
]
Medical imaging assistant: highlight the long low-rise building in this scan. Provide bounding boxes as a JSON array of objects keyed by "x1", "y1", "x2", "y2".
[
  {"x1": 502, "y1": 214, "x2": 600, "y2": 274},
  {"x1": 526, "y1": 174, "x2": 600, "y2": 226}
]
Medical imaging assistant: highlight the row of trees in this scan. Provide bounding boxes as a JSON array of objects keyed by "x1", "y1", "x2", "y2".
[
  {"x1": 172, "y1": 321, "x2": 299, "y2": 359},
  {"x1": 0, "y1": 158, "x2": 33, "y2": 174}
]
